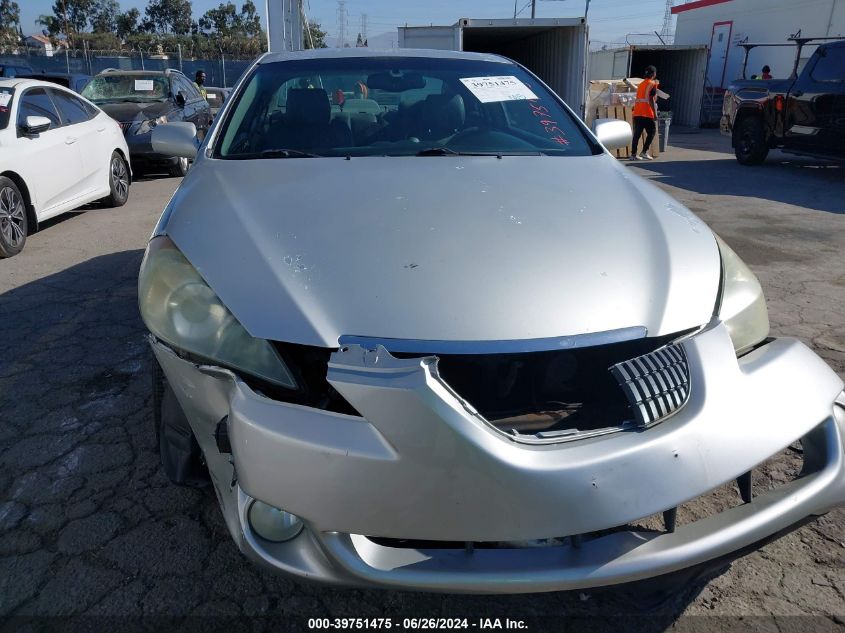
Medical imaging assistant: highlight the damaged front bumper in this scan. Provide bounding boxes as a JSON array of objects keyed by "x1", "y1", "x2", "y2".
[{"x1": 151, "y1": 322, "x2": 845, "y2": 593}]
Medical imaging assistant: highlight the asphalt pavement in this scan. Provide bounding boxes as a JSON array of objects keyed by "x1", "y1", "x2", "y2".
[{"x1": 1, "y1": 132, "x2": 844, "y2": 630}]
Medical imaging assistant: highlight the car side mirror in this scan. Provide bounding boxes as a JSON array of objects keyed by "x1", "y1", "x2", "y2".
[
  {"x1": 175, "y1": 91, "x2": 186, "y2": 107},
  {"x1": 152, "y1": 121, "x2": 198, "y2": 159},
  {"x1": 592, "y1": 118, "x2": 633, "y2": 151},
  {"x1": 22, "y1": 115, "x2": 52, "y2": 135}
]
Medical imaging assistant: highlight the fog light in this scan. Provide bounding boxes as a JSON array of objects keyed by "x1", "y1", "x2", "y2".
[{"x1": 248, "y1": 500, "x2": 303, "y2": 542}]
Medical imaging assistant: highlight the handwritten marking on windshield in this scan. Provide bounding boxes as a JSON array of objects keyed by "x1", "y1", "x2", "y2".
[{"x1": 529, "y1": 102, "x2": 570, "y2": 146}]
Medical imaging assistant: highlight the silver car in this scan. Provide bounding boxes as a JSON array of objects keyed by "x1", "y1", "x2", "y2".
[{"x1": 140, "y1": 48, "x2": 845, "y2": 593}]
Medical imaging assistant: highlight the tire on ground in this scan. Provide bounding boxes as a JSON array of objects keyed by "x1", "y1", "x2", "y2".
[
  {"x1": 0, "y1": 176, "x2": 28, "y2": 258},
  {"x1": 169, "y1": 156, "x2": 190, "y2": 178},
  {"x1": 734, "y1": 116, "x2": 769, "y2": 166},
  {"x1": 155, "y1": 358, "x2": 210, "y2": 487},
  {"x1": 101, "y1": 151, "x2": 130, "y2": 207}
]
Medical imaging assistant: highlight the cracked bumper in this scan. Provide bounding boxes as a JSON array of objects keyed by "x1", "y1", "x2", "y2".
[{"x1": 151, "y1": 322, "x2": 845, "y2": 593}]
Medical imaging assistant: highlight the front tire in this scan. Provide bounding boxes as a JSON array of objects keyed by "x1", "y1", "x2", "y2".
[
  {"x1": 734, "y1": 117, "x2": 769, "y2": 165},
  {"x1": 101, "y1": 152, "x2": 130, "y2": 207},
  {"x1": 169, "y1": 156, "x2": 190, "y2": 178},
  {"x1": 153, "y1": 357, "x2": 209, "y2": 487},
  {"x1": 0, "y1": 177, "x2": 27, "y2": 258}
]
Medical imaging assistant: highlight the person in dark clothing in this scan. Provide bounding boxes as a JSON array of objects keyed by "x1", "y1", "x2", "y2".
[
  {"x1": 631, "y1": 65, "x2": 658, "y2": 160},
  {"x1": 194, "y1": 70, "x2": 207, "y2": 99}
]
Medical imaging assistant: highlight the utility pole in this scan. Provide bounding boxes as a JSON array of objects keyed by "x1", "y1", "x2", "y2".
[
  {"x1": 361, "y1": 13, "x2": 368, "y2": 45},
  {"x1": 265, "y1": 0, "x2": 303, "y2": 52},
  {"x1": 60, "y1": 0, "x2": 72, "y2": 49},
  {"x1": 531, "y1": 0, "x2": 536, "y2": 19},
  {"x1": 336, "y1": 0, "x2": 347, "y2": 48}
]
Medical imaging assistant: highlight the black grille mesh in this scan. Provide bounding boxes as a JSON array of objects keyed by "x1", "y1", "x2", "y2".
[{"x1": 610, "y1": 344, "x2": 690, "y2": 426}]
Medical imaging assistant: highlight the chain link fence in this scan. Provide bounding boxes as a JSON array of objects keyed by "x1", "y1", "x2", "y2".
[{"x1": 1, "y1": 47, "x2": 256, "y2": 88}]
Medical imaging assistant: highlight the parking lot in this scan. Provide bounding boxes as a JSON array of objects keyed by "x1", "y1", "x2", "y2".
[{"x1": 1, "y1": 129, "x2": 844, "y2": 629}]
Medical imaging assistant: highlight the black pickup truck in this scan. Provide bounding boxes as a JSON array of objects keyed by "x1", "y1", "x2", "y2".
[{"x1": 721, "y1": 39, "x2": 845, "y2": 165}]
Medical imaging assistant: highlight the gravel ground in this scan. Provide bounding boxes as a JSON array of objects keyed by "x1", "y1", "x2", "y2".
[{"x1": 0, "y1": 131, "x2": 844, "y2": 631}]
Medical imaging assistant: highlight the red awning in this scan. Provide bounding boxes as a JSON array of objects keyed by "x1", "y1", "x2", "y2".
[{"x1": 672, "y1": 0, "x2": 733, "y2": 15}]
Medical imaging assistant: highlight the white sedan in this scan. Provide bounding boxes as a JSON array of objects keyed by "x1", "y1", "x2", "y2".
[{"x1": 0, "y1": 78, "x2": 131, "y2": 257}]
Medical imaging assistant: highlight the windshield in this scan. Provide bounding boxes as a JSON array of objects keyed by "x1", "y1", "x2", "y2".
[
  {"x1": 82, "y1": 74, "x2": 169, "y2": 103},
  {"x1": 0, "y1": 86, "x2": 12, "y2": 129},
  {"x1": 216, "y1": 57, "x2": 598, "y2": 158}
]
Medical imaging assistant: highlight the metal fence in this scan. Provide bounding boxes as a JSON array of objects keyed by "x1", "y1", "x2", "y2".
[{"x1": 1, "y1": 47, "x2": 257, "y2": 88}]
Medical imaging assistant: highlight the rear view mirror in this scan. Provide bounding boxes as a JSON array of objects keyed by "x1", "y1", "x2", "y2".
[
  {"x1": 366, "y1": 71, "x2": 425, "y2": 92},
  {"x1": 152, "y1": 121, "x2": 198, "y2": 159},
  {"x1": 592, "y1": 118, "x2": 633, "y2": 151},
  {"x1": 22, "y1": 115, "x2": 52, "y2": 135}
]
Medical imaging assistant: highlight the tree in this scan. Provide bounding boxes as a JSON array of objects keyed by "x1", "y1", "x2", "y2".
[
  {"x1": 144, "y1": 0, "x2": 192, "y2": 35},
  {"x1": 51, "y1": 0, "x2": 94, "y2": 37},
  {"x1": 197, "y1": 2, "x2": 240, "y2": 37},
  {"x1": 77, "y1": 30, "x2": 121, "y2": 49},
  {"x1": 303, "y1": 20, "x2": 327, "y2": 49},
  {"x1": 0, "y1": 0, "x2": 21, "y2": 45},
  {"x1": 90, "y1": 0, "x2": 119, "y2": 33},
  {"x1": 35, "y1": 14, "x2": 61, "y2": 37},
  {"x1": 115, "y1": 7, "x2": 140, "y2": 39},
  {"x1": 198, "y1": 1, "x2": 261, "y2": 39},
  {"x1": 239, "y1": 0, "x2": 260, "y2": 38}
]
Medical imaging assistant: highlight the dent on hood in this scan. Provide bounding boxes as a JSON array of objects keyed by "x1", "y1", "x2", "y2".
[{"x1": 161, "y1": 155, "x2": 721, "y2": 347}]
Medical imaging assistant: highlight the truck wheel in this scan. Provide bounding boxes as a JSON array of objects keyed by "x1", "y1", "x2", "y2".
[{"x1": 734, "y1": 117, "x2": 769, "y2": 165}]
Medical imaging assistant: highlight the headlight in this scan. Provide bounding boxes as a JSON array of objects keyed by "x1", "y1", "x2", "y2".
[
  {"x1": 139, "y1": 236, "x2": 297, "y2": 388},
  {"x1": 135, "y1": 115, "x2": 168, "y2": 135},
  {"x1": 715, "y1": 234, "x2": 769, "y2": 354}
]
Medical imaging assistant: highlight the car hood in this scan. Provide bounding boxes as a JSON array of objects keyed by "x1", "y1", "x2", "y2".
[
  {"x1": 96, "y1": 100, "x2": 170, "y2": 122},
  {"x1": 161, "y1": 153, "x2": 720, "y2": 348}
]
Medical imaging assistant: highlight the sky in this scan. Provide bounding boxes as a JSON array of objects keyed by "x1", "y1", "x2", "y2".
[{"x1": 19, "y1": 0, "x2": 676, "y2": 48}]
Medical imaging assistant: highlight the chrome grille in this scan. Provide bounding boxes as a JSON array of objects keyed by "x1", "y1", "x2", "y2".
[
  {"x1": 120, "y1": 122, "x2": 132, "y2": 134},
  {"x1": 609, "y1": 344, "x2": 690, "y2": 427}
]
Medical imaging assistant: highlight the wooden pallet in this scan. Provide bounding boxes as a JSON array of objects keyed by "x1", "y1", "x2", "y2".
[{"x1": 589, "y1": 105, "x2": 659, "y2": 159}]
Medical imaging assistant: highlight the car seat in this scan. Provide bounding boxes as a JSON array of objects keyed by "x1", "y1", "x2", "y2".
[
  {"x1": 420, "y1": 94, "x2": 465, "y2": 140},
  {"x1": 266, "y1": 88, "x2": 352, "y2": 150}
]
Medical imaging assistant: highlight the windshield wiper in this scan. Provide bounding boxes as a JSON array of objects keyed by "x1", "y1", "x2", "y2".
[
  {"x1": 226, "y1": 149, "x2": 322, "y2": 160},
  {"x1": 259, "y1": 149, "x2": 322, "y2": 159},
  {"x1": 416, "y1": 146, "x2": 460, "y2": 156},
  {"x1": 415, "y1": 147, "x2": 542, "y2": 157}
]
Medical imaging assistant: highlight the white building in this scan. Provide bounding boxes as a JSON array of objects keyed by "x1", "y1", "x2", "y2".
[
  {"x1": 672, "y1": 0, "x2": 845, "y2": 88},
  {"x1": 24, "y1": 35, "x2": 54, "y2": 57}
]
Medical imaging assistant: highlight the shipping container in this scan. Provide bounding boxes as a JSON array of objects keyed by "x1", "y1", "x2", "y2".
[
  {"x1": 588, "y1": 45, "x2": 709, "y2": 127},
  {"x1": 398, "y1": 18, "x2": 589, "y2": 117}
]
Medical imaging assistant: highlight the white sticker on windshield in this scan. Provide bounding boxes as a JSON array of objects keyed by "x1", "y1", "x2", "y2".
[
  {"x1": 459, "y1": 76, "x2": 538, "y2": 103},
  {"x1": 0, "y1": 93, "x2": 11, "y2": 108},
  {"x1": 134, "y1": 79, "x2": 154, "y2": 91},
  {"x1": 206, "y1": 93, "x2": 217, "y2": 99}
]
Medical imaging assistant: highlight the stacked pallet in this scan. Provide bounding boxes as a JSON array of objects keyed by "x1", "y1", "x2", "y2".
[{"x1": 588, "y1": 104, "x2": 660, "y2": 159}]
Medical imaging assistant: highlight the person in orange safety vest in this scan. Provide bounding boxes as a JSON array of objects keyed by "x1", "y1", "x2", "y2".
[{"x1": 631, "y1": 65, "x2": 659, "y2": 161}]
